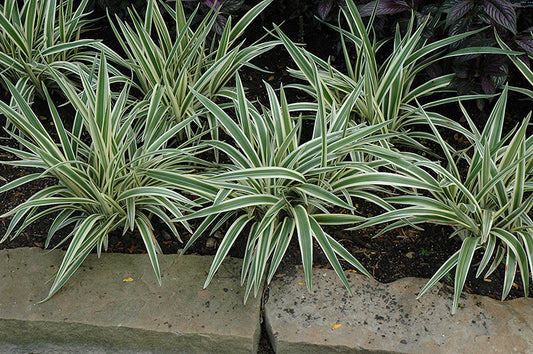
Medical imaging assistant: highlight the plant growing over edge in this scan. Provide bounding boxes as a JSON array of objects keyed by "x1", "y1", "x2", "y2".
[
  {"x1": 146, "y1": 71, "x2": 437, "y2": 300},
  {"x1": 0, "y1": 0, "x2": 105, "y2": 100},
  {"x1": 111, "y1": 0, "x2": 276, "y2": 140},
  {"x1": 0, "y1": 55, "x2": 207, "y2": 301},
  {"x1": 354, "y1": 87, "x2": 533, "y2": 314}
]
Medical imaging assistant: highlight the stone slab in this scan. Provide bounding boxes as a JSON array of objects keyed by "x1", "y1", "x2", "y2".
[
  {"x1": 265, "y1": 265, "x2": 533, "y2": 353},
  {"x1": 0, "y1": 248, "x2": 262, "y2": 353}
]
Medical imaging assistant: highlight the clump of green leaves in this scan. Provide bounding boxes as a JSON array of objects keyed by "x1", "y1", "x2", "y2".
[
  {"x1": 0, "y1": 0, "x2": 103, "y2": 100},
  {"x1": 278, "y1": 0, "x2": 499, "y2": 151},
  {"x1": 111, "y1": 0, "x2": 275, "y2": 140},
  {"x1": 0, "y1": 56, "x2": 205, "y2": 300},
  {"x1": 146, "y1": 73, "x2": 409, "y2": 299},
  {"x1": 356, "y1": 87, "x2": 533, "y2": 314}
]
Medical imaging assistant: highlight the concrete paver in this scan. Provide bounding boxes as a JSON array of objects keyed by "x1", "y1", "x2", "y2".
[
  {"x1": 0, "y1": 248, "x2": 262, "y2": 353},
  {"x1": 264, "y1": 265, "x2": 533, "y2": 353}
]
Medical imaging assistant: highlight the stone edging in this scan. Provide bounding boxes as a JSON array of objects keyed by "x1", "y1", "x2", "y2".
[
  {"x1": 265, "y1": 265, "x2": 533, "y2": 353},
  {"x1": 0, "y1": 248, "x2": 261, "y2": 353},
  {"x1": 1, "y1": 248, "x2": 532, "y2": 353}
]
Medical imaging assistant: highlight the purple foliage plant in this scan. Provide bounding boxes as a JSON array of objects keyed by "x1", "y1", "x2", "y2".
[
  {"x1": 180, "y1": 0, "x2": 244, "y2": 33},
  {"x1": 316, "y1": 0, "x2": 346, "y2": 19},
  {"x1": 355, "y1": 0, "x2": 533, "y2": 94}
]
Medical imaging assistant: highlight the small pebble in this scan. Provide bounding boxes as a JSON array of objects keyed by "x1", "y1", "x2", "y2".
[
  {"x1": 206, "y1": 237, "x2": 217, "y2": 249},
  {"x1": 161, "y1": 231, "x2": 172, "y2": 241}
]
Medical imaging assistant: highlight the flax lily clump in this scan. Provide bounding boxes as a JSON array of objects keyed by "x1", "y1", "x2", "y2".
[
  {"x1": 354, "y1": 87, "x2": 533, "y2": 314},
  {"x1": 276, "y1": 0, "x2": 518, "y2": 150},
  {"x1": 0, "y1": 0, "x2": 531, "y2": 313},
  {"x1": 0, "y1": 56, "x2": 207, "y2": 300},
  {"x1": 111, "y1": 0, "x2": 276, "y2": 139},
  {"x1": 0, "y1": 0, "x2": 109, "y2": 101},
  {"x1": 146, "y1": 73, "x2": 435, "y2": 300}
]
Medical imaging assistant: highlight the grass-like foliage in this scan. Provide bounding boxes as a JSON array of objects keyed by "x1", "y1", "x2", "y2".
[
  {"x1": 278, "y1": 0, "x2": 517, "y2": 149},
  {"x1": 0, "y1": 55, "x2": 205, "y2": 301},
  {"x1": 111, "y1": 0, "x2": 276, "y2": 139},
  {"x1": 0, "y1": 0, "x2": 531, "y2": 312},
  {"x1": 496, "y1": 30, "x2": 533, "y2": 100},
  {"x1": 356, "y1": 87, "x2": 533, "y2": 314},
  {"x1": 146, "y1": 73, "x2": 413, "y2": 300},
  {"x1": 0, "y1": 0, "x2": 102, "y2": 100}
]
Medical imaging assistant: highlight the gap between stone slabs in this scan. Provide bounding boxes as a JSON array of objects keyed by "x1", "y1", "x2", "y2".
[{"x1": 0, "y1": 248, "x2": 262, "y2": 353}]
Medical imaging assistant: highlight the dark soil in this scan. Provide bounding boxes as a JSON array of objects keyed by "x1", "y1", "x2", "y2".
[{"x1": 1, "y1": 3, "x2": 533, "y2": 353}]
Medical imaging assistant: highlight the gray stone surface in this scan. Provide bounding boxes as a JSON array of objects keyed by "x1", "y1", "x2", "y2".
[
  {"x1": 0, "y1": 248, "x2": 262, "y2": 353},
  {"x1": 264, "y1": 265, "x2": 533, "y2": 353}
]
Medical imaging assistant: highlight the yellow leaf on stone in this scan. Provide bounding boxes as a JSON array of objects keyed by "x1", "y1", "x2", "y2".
[
  {"x1": 332, "y1": 324, "x2": 342, "y2": 330},
  {"x1": 346, "y1": 269, "x2": 357, "y2": 273},
  {"x1": 298, "y1": 282, "x2": 304, "y2": 285},
  {"x1": 123, "y1": 277, "x2": 134, "y2": 282}
]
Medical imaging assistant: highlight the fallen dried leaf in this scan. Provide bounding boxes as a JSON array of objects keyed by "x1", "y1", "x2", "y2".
[
  {"x1": 332, "y1": 324, "x2": 342, "y2": 330},
  {"x1": 123, "y1": 277, "x2": 134, "y2": 282}
]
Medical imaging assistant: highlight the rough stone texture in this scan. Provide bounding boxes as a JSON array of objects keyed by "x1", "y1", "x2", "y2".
[
  {"x1": 264, "y1": 265, "x2": 533, "y2": 353},
  {"x1": 0, "y1": 248, "x2": 262, "y2": 353}
]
